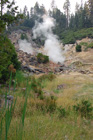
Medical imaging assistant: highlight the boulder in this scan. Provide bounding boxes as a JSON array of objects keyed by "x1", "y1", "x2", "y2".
[
  {"x1": 21, "y1": 65, "x2": 36, "y2": 73},
  {"x1": 55, "y1": 68, "x2": 61, "y2": 73},
  {"x1": 57, "y1": 84, "x2": 66, "y2": 90},
  {"x1": 21, "y1": 65, "x2": 45, "y2": 74}
]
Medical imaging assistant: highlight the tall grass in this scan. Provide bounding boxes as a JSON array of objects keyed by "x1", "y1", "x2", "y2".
[
  {"x1": 0, "y1": 72, "x2": 93, "y2": 140},
  {"x1": 0, "y1": 71, "x2": 29, "y2": 140},
  {"x1": 5, "y1": 98, "x2": 17, "y2": 140}
]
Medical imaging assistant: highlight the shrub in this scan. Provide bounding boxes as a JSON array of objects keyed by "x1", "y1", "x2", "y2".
[
  {"x1": 46, "y1": 97, "x2": 57, "y2": 113},
  {"x1": 37, "y1": 53, "x2": 49, "y2": 63},
  {"x1": 63, "y1": 34, "x2": 76, "y2": 44},
  {"x1": 39, "y1": 73, "x2": 56, "y2": 82},
  {"x1": 35, "y1": 97, "x2": 57, "y2": 114},
  {"x1": 61, "y1": 28, "x2": 93, "y2": 44},
  {"x1": 73, "y1": 100, "x2": 93, "y2": 118},
  {"x1": 80, "y1": 42, "x2": 88, "y2": 46},
  {"x1": 57, "y1": 106, "x2": 67, "y2": 118},
  {"x1": 0, "y1": 35, "x2": 20, "y2": 82},
  {"x1": 76, "y1": 44, "x2": 82, "y2": 52},
  {"x1": 30, "y1": 77, "x2": 44, "y2": 99},
  {"x1": 88, "y1": 42, "x2": 93, "y2": 49}
]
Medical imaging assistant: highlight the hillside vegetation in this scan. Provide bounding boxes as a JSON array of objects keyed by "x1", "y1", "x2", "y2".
[
  {"x1": 60, "y1": 28, "x2": 93, "y2": 44},
  {"x1": 0, "y1": 35, "x2": 20, "y2": 82},
  {"x1": 0, "y1": 72, "x2": 93, "y2": 140}
]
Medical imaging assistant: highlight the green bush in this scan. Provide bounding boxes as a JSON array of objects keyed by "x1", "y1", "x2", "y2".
[
  {"x1": 76, "y1": 44, "x2": 82, "y2": 52},
  {"x1": 0, "y1": 35, "x2": 20, "y2": 82},
  {"x1": 88, "y1": 42, "x2": 93, "y2": 49},
  {"x1": 30, "y1": 77, "x2": 44, "y2": 99},
  {"x1": 57, "y1": 106, "x2": 67, "y2": 118},
  {"x1": 80, "y1": 42, "x2": 88, "y2": 46},
  {"x1": 39, "y1": 73, "x2": 56, "y2": 82},
  {"x1": 37, "y1": 53, "x2": 49, "y2": 63},
  {"x1": 35, "y1": 96, "x2": 57, "y2": 114},
  {"x1": 61, "y1": 28, "x2": 93, "y2": 44},
  {"x1": 73, "y1": 100, "x2": 93, "y2": 118},
  {"x1": 46, "y1": 97, "x2": 57, "y2": 113}
]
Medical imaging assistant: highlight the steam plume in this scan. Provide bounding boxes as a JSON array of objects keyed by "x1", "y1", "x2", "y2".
[
  {"x1": 18, "y1": 39, "x2": 33, "y2": 54},
  {"x1": 33, "y1": 15, "x2": 65, "y2": 63}
]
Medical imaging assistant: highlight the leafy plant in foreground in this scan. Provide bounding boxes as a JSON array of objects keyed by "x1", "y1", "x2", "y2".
[
  {"x1": 0, "y1": 35, "x2": 20, "y2": 82},
  {"x1": 30, "y1": 77, "x2": 44, "y2": 99},
  {"x1": 57, "y1": 106, "x2": 67, "y2": 118},
  {"x1": 73, "y1": 100, "x2": 93, "y2": 118},
  {"x1": 46, "y1": 97, "x2": 57, "y2": 113}
]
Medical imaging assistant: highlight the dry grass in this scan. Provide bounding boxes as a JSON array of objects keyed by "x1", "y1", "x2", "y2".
[
  {"x1": 43, "y1": 73, "x2": 93, "y2": 107},
  {"x1": 0, "y1": 73, "x2": 93, "y2": 140}
]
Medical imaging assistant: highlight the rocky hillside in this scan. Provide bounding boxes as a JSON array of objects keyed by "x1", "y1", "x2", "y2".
[
  {"x1": 64, "y1": 38, "x2": 93, "y2": 73},
  {"x1": 9, "y1": 30, "x2": 93, "y2": 75}
]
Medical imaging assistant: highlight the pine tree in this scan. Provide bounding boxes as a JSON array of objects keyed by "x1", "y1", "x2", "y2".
[
  {"x1": 30, "y1": 7, "x2": 34, "y2": 17},
  {"x1": 63, "y1": 0, "x2": 70, "y2": 28},
  {"x1": 23, "y1": 5, "x2": 28, "y2": 17},
  {"x1": 39, "y1": 4, "x2": 46, "y2": 15},
  {"x1": 75, "y1": 2, "x2": 80, "y2": 13},
  {"x1": 51, "y1": 0, "x2": 56, "y2": 10},
  {"x1": 34, "y1": 2, "x2": 40, "y2": 15},
  {"x1": 0, "y1": 0, "x2": 23, "y2": 32},
  {"x1": 88, "y1": 0, "x2": 93, "y2": 25}
]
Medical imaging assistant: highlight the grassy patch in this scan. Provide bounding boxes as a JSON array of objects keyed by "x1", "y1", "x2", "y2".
[
  {"x1": 0, "y1": 73, "x2": 93, "y2": 140},
  {"x1": 80, "y1": 42, "x2": 88, "y2": 46},
  {"x1": 80, "y1": 41, "x2": 93, "y2": 51},
  {"x1": 87, "y1": 42, "x2": 93, "y2": 49}
]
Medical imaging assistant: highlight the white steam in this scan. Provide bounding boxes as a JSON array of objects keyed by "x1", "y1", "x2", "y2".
[
  {"x1": 33, "y1": 15, "x2": 65, "y2": 63},
  {"x1": 33, "y1": 15, "x2": 55, "y2": 38},
  {"x1": 18, "y1": 39, "x2": 33, "y2": 54}
]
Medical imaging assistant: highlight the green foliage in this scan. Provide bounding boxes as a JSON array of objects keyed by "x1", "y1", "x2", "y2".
[
  {"x1": 0, "y1": 73, "x2": 28, "y2": 140},
  {"x1": 53, "y1": 89, "x2": 60, "y2": 94},
  {"x1": 20, "y1": 33, "x2": 28, "y2": 40},
  {"x1": 62, "y1": 28, "x2": 93, "y2": 44},
  {"x1": 0, "y1": 19, "x2": 5, "y2": 32},
  {"x1": 46, "y1": 97, "x2": 57, "y2": 113},
  {"x1": 62, "y1": 32, "x2": 76, "y2": 44},
  {"x1": 5, "y1": 98, "x2": 17, "y2": 140},
  {"x1": 37, "y1": 53, "x2": 49, "y2": 63},
  {"x1": 80, "y1": 42, "x2": 93, "y2": 51},
  {"x1": 73, "y1": 100, "x2": 93, "y2": 118},
  {"x1": 80, "y1": 42, "x2": 88, "y2": 46},
  {"x1": 0, "y1": 73, "x2": 93, "y2": 139},
  {"x1": 0, "y1": 0, "x2": 23, "y2": 33},
  {"x1": 88, "y1": 42, "x2": 93, "y2": 49},
  {"x1": 76, "y1": 44, "x2": 82, "y2": 52},
  {"x1": 35, "y1": 96, "x2": 57, "y2": 113},
  {"x1": 15, "y1": 71, "x2": 26, "y2": 87},
  {"x1": 9, "y1": 0, "x2": 93, "y2": 46},
  {"x1": 0, "y1": 35, "x2": 20, "y2": 82},
  {"x1": 58, "y1": 106, "x2": 67, "y2": 118},
  {"x1": 39, "y1": 73, "x2": 56, "y2": 82},
  {"x1": 30, "y1": 77, "x2": 44, "y2": 99}
]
